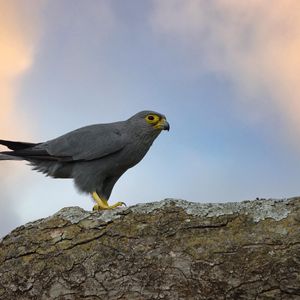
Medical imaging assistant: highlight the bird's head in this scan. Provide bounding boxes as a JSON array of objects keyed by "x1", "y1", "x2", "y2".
[{"x1": 128, "y1": 111, "x2": 170, "y2": 134}]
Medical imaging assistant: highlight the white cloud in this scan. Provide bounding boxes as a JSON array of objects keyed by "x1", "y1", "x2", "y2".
[{"x1": 151, "y1": 0, "x2": 300, "y2": 142}]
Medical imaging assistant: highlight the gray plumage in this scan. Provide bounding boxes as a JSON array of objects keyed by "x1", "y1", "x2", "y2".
[{"x1": 0, "y1": 111, "x2": 169, "y2": 201}]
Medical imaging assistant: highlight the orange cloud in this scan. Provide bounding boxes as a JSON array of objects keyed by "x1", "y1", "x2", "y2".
[
  {"x1": 0, "y1": 1, "x2": 44, "y2": 236},
  {"x1": 152, "y1": 0, "x2": 300, "y2": 142},
  {"x1": 0, "y1": 0, "x2": 43, "y2": 140}
]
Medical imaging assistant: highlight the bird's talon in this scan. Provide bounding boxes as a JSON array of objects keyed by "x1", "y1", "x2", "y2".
[
  {"x1": 91, "y1": 194, "x2": 126, "y2": 210},
  {"x1": 92, "y1": 204, "x2": 101, "y2": 211}
]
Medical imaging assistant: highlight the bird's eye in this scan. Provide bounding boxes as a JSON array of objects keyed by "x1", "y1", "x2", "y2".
[{"x1": 145, "y1": 114, "x2": 159, "y2": 124}]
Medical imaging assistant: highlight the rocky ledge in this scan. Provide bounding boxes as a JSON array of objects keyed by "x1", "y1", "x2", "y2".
[{"x1": 0, "y1": 198, "x2": 299, "y2": 300}]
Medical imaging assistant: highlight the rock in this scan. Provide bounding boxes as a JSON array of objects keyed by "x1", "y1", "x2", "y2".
[{"x1": 0, "y1": 197, "x2": 299, "y2": 300}]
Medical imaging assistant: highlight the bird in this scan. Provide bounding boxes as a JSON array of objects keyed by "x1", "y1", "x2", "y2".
[{"x1": 0, "y1": 110, "x2": 170, "y2": 210}]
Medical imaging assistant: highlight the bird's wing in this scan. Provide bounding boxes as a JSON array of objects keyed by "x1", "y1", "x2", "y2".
[
  {"x1": 1, "y1": 123, "x2": 127, "y2": 162},
  {"x1": 43, "y1": 123, "x2": 126, "y2": 161}
]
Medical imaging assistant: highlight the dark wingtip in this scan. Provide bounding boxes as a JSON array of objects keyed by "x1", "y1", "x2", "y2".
[{"x1": 0, "y1": 140, "x2": 38, "y2": 151}]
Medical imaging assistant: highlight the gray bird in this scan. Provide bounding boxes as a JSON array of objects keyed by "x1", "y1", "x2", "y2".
[{"x1": 0, "y1": 111, "x2": 170, "y2": 210}]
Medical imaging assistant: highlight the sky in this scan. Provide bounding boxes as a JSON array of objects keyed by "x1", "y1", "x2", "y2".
[{"x1": 1, "y1": 0, "x2": 300, "y2": 237}]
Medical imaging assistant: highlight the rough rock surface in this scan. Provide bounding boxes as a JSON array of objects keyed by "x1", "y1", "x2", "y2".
[{"x1": 0, "y1": 198, "x2": 299, "y2": 300}]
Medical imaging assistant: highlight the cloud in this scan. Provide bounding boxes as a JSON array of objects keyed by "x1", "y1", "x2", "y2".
[
  {"x1": 151, "y1": 0, "x2": 300, "y2": 142},
  {"x1": 0, "y1": 1, "x2": 44, "y2": 236},
  {"x1": 0, "y1": 0, "x2": 43, "y2": 138}
]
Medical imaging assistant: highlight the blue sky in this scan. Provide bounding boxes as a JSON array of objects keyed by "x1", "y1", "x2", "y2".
[{"x1": 1, "y1": 0, "x2": 300, "y2": 237}]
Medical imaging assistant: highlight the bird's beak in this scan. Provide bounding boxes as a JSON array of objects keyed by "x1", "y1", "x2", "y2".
[
  {"x1": 163, "y1": 119, "x2": 170, "y2": 131},
  {"x1": 154, "y1": 118, "x2": 170, "y2": 131}
]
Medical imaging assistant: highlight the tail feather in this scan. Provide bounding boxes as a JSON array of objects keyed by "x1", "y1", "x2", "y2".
[
  {"x1": 0, "y1": 153, "x2": 23, "y2": 160},
  {"x1": 0, "y1": 139, "x2": 73, "y2": 178},
  {"x1": 0, "y1": 139, "x2": 73, "y2": 162},
  {"x1": 0, "y1": 139, "x2": 39, "y2": 151},
  {"x1": 0, "y1": 139, "x2": 39, "y2": 161}
]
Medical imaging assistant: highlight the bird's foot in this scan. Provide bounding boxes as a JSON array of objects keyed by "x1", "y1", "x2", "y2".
[
  {"x1": 92, "y1": 192, "x2": 126, "y2": 211},
  {"x1": 92, "y1": 201, "x2": 126, "y2": 211}
]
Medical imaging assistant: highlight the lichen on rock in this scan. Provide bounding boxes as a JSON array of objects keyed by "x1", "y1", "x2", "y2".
[{"x1": 0, "y1": 197, "x2": 299, "y2": 299}]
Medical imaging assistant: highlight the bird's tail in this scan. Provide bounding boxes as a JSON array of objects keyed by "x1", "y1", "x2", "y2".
[
  {"x1": 0, "y1": 139, "x2": 39, "y2": 161},
  {"x1": 0, "y1": 153, "x2": 23, "y2": 160}
]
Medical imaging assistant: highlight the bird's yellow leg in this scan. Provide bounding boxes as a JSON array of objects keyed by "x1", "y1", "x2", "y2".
[
  {"x1": 92, "y1": 192, "x2": 109, "y2": 210},
  {"x1": 92, "y1": 192, "x2": 126, "y2": 211}
]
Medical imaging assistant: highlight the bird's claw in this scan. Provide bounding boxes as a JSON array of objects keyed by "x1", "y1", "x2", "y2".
[
  {"x1": 92, "y1": 201, "x2": 126, "y2": 211},
  {"x1": 92, "y1": 192, "x2": 126, "y2": 210},
  {"x1": 92, "y1": 204, "x2": 100, "y2": 211}
]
